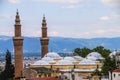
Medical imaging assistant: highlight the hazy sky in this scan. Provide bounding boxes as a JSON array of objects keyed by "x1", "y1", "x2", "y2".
[{"x1": 0, "y1": 0, "x2": 120, "y2": 38}]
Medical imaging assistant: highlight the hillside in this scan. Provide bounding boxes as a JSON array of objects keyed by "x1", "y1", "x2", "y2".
[{"x1": 0, "y1": 36, "x2": 120, "y2": 54}]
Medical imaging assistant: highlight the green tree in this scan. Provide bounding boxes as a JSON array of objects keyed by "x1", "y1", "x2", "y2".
[
  {"x1": 93, "y1": 46, "x2": 111, "y2": 58},
  {"x1": 101, "y1": 56, "x2": 117, "y2": 76},
  {"x1": 74, "y1": 46, "x2": 111, "y2": 58},
  {"x1": 74, "y1": 48, "x2": 81, "y2": 56},
  {"x1": 0, "y1": 66, "x2": 3, "y2": 72},
  {"x1": 74, "y1": 47, "x2": 92, "y2": 57},
  {"x1": 91, "y1": 65, "x2": 101, "y2": 78},
  {"x1": 81, "y1": 47, "x2": 92, "y2": 57},
  {"x1": 0, "y1": 50, "x2": 14, "y2": 80}
]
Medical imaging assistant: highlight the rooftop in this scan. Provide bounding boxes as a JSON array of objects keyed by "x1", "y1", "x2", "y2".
[
  {"x1": 44, "y1": 52, "x2": 62, "y2": 59},
  {"x1": 113, "y1": 68, "x2": 120, "y2": 72},
  {"x1": 26, "y1": 77, "x2": 63, "y2": 80}
]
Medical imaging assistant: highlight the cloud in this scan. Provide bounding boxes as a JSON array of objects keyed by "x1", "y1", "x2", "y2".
[
  {"x1": 93, "y1": 29, "x2": 120, "y2": 37},
  {"x1": 111, "y1": 14, "x2": 120, "y2": 18},
  {"x1": 99, "y1": 16, "x2": 110, "y2": 21},
  {"x1": 73, "y1": 28, "x2": 120, "y2": 38},
  {"x1": 48, "y1": 31, "x2": 59, "y2": 36},
  {"x1": 62, "y1": 5, "x2": 80, "y2": 9},
  {"x1": 0, "y1": 31, "x2": 13, "y2": 36},
  {"x1": 7, "y1": 0, "x2": 21, "y2": 3},
  {"x1": 23, "y1": 31, "x2": 41, "y2": 37},
  {"x1": 0, "y1": 15, "x2": 13, "y2": 20},
  {"x1": 101, "y1": 0, "x2": 120, "y2": 7},
  {"x1": 23, "y1": 31, "x2": 63, "y2": 37},
  {"x1": 99, "y1": 14, "x2": 120, "y2": 21},
  {"x1": 32, "y1": 0, "x2": 82, "y2": 3}
]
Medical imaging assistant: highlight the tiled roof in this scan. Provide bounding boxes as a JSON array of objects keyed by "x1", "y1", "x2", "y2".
[
  {"x1": 26, "y1": 77, "x2": 63, "y2": 80},
  {"x1": 113, "y1": 68, "x2": 120, "y2": 72}
]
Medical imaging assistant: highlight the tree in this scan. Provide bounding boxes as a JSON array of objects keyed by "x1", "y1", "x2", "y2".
[
  {"x1": 74, "y1": 48, "x2": 81, "y2": 56},
  {"x1": 73, "y1": 47, "x2": 92, "y2": 57},
  {"x1": 91, "y1": 65, "x2": 101, "y2": 79},
  {"x1": 101, "y1": 56, "x2": 117, "y2": 76},
  {"x1": 0, "y1": 66, "x2": 3, "y2": 72},
  {"x1": 74, "y1": 46, "x2": 111, "y2": 58},
  {"x1": 93, "y1": 46, "x2": 111, "y2": 58},
  {"x1": 81, "y1": 47, "x2": 92, "y2": 57},
  {"x1": 0, "y1": 50, "x2": 14, "y2": 80}
]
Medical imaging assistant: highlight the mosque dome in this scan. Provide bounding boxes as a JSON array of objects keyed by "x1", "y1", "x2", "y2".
[
  {"x1": 87, "y1": 52, "x2": 103, "y2": 59},
  {"x1": 42, "y1": 57, "x2": 53, "y2": 62},
  {"x1": 79, "y1": 58, "x2": 96, "y2": 65},
  {"x1": 31, "y1": 60, "x2": 49, "y2": 65},
  {"x1": 49, "y1": 61, "x2": 56, "y2": 64},
  {"x1": 64, "y1": 56, "x2": 75, "y2": 61},
  {"x1": 44, "y1": 52, "x2": 61, "y2": 58},
  {"x1": 55, "y1": 59, "x2": 73, "y2": 65},
  {"x1": 73, "y1": 56, "x2": 83, "y2": 60},
  {"x1": 86, "y1": 56, "x2": 97, "y2": 61}
]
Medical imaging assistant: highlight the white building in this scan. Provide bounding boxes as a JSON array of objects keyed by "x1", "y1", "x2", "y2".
[{"x1": 112, "y1": 68, "x2": 120, "y2": 80}]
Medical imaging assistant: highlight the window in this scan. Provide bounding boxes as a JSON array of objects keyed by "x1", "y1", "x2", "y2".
[
  {"x1": 114, "y1": 74, "x2": 115, "y2": 78},
  {"x1": 118, "y1": 74, "x2": 120, "y2": 76}
]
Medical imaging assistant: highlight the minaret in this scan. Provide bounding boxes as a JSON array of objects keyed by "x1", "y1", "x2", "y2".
[
  {"x1": 40, "y1": 15, "x2": 49, "y2": 58},
  {"x1": 13, "y1": 10, "x2": 24, "y2": 79}
]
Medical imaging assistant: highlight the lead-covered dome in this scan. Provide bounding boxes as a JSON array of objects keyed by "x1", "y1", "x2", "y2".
[
  {"x1": 44, "y1": 52, "x2": 61, "y2": 58},
  {"x1": 55, "y1": 59, "x2": 73, "y2": 65},
  {"x1": 64, "y1": 57, "x2": 75, "y2": 61},
  {"x1": 79, "y1": 58, "x2": 96, "y2": 65},
  {"x1": 42, "y1": 57, "x2": 53, "y2": 62},
  {"x1": 87, "y1": 52, "x2": 103, "y2": 59},
  {"x1": 31, "y1": 60, "x2": 49, "y2": 65},
  {"x1": 86, "y1": 56, "x2": 97, "y2": 61},
  {"x1": 74, "y1": 56, "x2": 83, "y2": 60}
]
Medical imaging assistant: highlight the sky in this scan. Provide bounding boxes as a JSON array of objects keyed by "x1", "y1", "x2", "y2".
[{"x1": 0, "y1": 0, "x2": 120, "y2": 38}]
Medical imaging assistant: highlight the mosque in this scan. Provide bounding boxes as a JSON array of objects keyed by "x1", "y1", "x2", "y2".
[{"x1": 13, "y1": 10, "x2": 105, "y2": 80}]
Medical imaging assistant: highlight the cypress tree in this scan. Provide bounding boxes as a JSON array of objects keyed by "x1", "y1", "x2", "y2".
[{"x1": 0, "y1": 50, "x2": 14, "y2": 80}]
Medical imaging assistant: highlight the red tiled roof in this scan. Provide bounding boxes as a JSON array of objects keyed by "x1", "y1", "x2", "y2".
[
  {"x1": 26, "y1": 77, "x2": 63, "y2": 80},
  {"x1": 113, "y1": 68, "x2": 120, "y2": 72}
]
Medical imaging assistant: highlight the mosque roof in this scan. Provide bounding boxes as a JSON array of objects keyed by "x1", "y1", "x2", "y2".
[
  {"x1": 86, "y1": 56, "x2": 97, "y2": 61},
  {"x1": 87, "y1": 52, "x2": 104, "y2": 59},
  {"x1": 79, "y1": 58, "x2": 96, "y2": 65},
  {"x1": 113, "y1": 68, "x2": 120, "y2": 72},
  {"x1": 55, "y1": 59, "x2": 73, "y2": 65},
  {"x1": 64, "y1": 56, "x2": 75, "y2": 61},
  {"x1": 59, "y1": 69, "x2": 100, "y2": 72},
  {"x1": 26, "y1": 77, "x2": 63, "y2": 80},
  {"x1": 42, "y1": 57, "x2": 54, "y2": 62},
  {"x1": 73, "y1": 56, "x2": 83, "y2": 60},
  {"x1": 44, "y1": 52, "x2": 61, "y2": 58},
  {"x1": 31, "y1": 60, "x2": 49, "y2": 65},
  {"x1": 74, "y1": 69, "x2": 98, "y2": 72}
]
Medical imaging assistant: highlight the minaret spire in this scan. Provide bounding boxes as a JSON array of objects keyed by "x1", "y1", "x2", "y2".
[
  {"x1": 13, "y1": 10, "x2": 24, "y2": 79},
  {"x1": 15, "y1": 9, "x2": 21, "y2": 27},
  {"x1": 17, "y1": 9, "x2": 18, "y2": 14},
  {"x1": 14, "y1": 9, "x2": 21, "y2": 37},
  {"x1": 40, "y1": 15, "x2": 49, "y2": 58},
  {"x1": 43, "y1": 14, "x2": 45, "y2": 18},
  {"x1": 42, "y1": 14, "x2": 47, "y2": 28}
]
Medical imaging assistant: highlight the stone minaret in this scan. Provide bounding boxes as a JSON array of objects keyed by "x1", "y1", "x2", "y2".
[
  {"x1": 13, "y1": 10, "x2": 24, "y2": 79},
  {"x1": 40, "y1": 15, "x2": 49, "y2": 58}
]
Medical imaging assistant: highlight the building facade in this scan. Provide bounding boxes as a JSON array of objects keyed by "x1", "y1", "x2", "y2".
[
  {"x1": 30, "y1": 52, "x2": 103, "y2": 80},
  {"x1": 112, "y1": 68, "x2": 120, "y2": 80}
]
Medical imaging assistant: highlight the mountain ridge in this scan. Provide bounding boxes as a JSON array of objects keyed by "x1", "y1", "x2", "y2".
[{"x1": 0, "y1": 35, "x2": 120, "y2": 54}]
